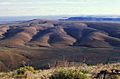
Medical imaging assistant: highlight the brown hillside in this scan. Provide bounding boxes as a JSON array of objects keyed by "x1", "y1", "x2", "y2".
[{"x1": 0, "y1": 20, "x2": 119, "y2": 71}]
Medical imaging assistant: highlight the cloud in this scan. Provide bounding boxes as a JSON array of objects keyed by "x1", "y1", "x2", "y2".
[
  {"x1": 0, "y1": 0, "x2": 98, "y2": 5},
  {"x1": 0, "y1": 0, "x2": 120, "y2": 16},
  {"x1": 0, "y1": 2, "x2": 12, "y2": 5}
]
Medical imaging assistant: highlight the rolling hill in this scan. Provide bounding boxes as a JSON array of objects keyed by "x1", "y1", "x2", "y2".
[{"x1": 0, "y1": 19, "x2": 120, "y2": 71}]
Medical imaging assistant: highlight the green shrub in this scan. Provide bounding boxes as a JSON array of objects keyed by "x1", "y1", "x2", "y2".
[
  {"x1": 49, "y1": 67, "x2": 91, "y2": 79},
  {"x1": 16, "y1": 66, "x2": 36, "y2": 75}
]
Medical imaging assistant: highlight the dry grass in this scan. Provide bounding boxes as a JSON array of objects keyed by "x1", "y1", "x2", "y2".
[{"x1": 0, "y1": 63, "x2": 119, "y2": 79}]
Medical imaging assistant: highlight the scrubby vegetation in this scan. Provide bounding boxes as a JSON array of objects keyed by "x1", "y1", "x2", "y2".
[
  {"x1": 49, "y1": 67, "x2": 91, "y2": 79},
  {"x1": 0, "y1": 63, "x2": 120, "y2": 79}
]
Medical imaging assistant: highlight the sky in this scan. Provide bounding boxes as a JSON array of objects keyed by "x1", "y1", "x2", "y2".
[{"x1": 0, "y1": 0, "x2": 120, "y2": 16}]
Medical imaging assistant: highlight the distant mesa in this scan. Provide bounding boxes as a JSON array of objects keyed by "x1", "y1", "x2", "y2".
[{"x1": 60, "y1": 16, "x2": 120, "y2": 22}]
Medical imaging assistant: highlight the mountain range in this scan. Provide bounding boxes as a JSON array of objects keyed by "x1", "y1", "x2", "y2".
[
  {"x1": 0, "y1": 19, "x2": 120, "y2": 71},
  {"x1": 60, "y1": 16, "x2": 120, "y2": 22}
]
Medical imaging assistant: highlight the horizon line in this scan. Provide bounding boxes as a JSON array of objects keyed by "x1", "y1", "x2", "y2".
[{"x1": 1, "y1": 14, "x2": 120, "y2": 17}]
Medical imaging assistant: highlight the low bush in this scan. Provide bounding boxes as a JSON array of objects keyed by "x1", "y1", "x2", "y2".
[
  {"x1": 16, "y1": 66, "x2": 36, "y2": 75},
  {"x1": 0, "y1": 63, "x2": 119, "y2": 79},
  {"x1": 49, "y1": 67, "x2": 91, "y2": 79}
]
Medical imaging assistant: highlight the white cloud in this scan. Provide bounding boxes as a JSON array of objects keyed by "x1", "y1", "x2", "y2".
[
  {"x1": 0, "y1": 0, "x2": 120, "y2": 16},
  {"x1": 0, "y1": 2, "x2": 12, "y2": 5},
  {"x1": 0, "y1": 0, "x2": 100, "y2": 5}
]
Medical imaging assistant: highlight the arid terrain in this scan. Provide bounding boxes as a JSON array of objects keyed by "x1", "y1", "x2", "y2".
[
  {"x1": 0, "y1": 63, "x2": 120, "y2": 79},
  {"x1": 0, "y1": 19, "x2": 120, "y2": 71}
]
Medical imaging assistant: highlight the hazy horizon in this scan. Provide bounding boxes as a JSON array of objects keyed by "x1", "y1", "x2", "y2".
[{"x1": 0, "y1": 0, "x2": 120, "y2": 16}]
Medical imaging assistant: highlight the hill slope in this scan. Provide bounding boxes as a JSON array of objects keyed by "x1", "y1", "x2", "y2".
[
  {"x1": 0, "y1": 20, "x2": 120, "y2": 47},
  {"x1": 0, "y1": 19, "x2": 120, "y2": 71}
]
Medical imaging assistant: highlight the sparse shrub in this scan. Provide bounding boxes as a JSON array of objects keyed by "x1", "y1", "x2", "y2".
[
  {"x1": 14, "y1": 66, "x2": 37, "y2": 78},
  {"x1": 49, "y1": 67, "x2": 91, "y2": 79},
  {"x1": 16, "y1": 66, "x2": 36, "y2": 75},
  {"x1": 0, "y1": 63, "x2": 119, "y2": 79},
  {"x1": 0, "y1": 72, "x2": 13, "y2": 79}
]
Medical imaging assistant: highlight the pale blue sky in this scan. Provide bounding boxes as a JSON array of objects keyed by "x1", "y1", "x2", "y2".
[{"x1": 0, "y1": 0, "x2": 120, "y2": 16}]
